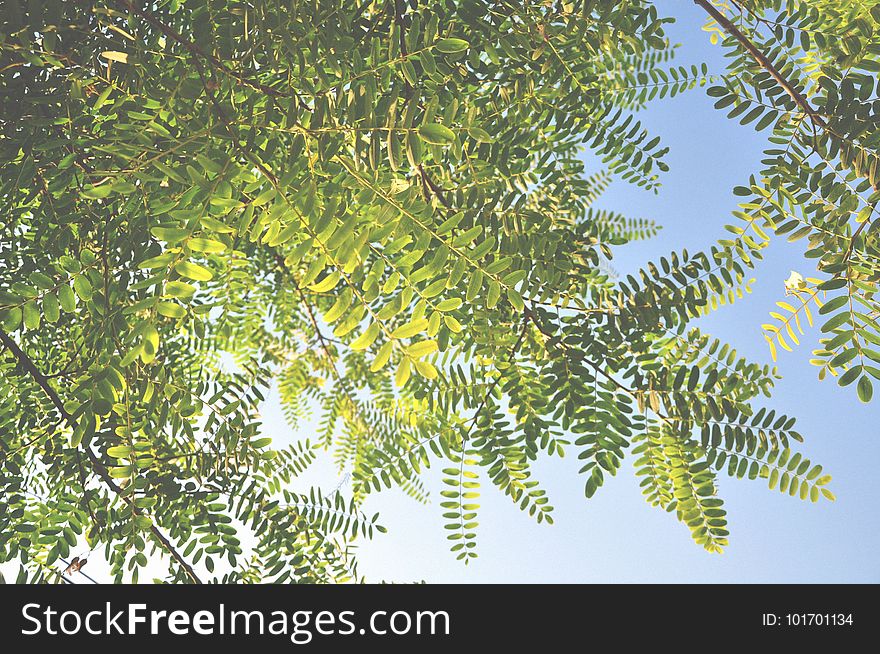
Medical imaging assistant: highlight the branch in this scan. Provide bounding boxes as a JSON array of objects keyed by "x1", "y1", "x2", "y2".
[
  {"x1": 694, "y1": 0, "x2": 827, "y2": 129},
  {"x1": 522, "y1": 304, "x2": 674, "y2": 421},
  {"x1": 273, "y1": 255, "x2": 384, "y2": 450},
  {"x1": 418, "y1": 164, "x2": 452, "y2": 208},
  {"x1": 843, "y1": 199, "x2": 878, "y2": 263},
  {"x1": 696, "y1": 3, "x2": 880, "y2": 232},
  {"x1": 275, "y1": 255, "x2": 345, "y2": 384},
  {"x1": 0, "y1": 329, "x2": 202, "y2": 583},
  {"x1": 116, "y1": 0, "x2": 306, "y2": 108},
  {"x1": 465, "y1": 315, "x2": 530, "y2": 434}
]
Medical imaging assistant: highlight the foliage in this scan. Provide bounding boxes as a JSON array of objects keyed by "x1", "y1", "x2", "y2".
[
  {"x1": 0, "y1": 0, "x2": 873, "y2": 582},
  {"x1": 702, "y1": 0, "x2": 880, "y2": 397}
]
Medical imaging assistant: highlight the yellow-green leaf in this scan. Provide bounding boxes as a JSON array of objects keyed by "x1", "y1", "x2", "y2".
[
  {"x1": 406, "y1": 339, "x2": 438, "y2": 358},
  {"x1": 370, "y1": 341, "x2": 393, "y2": 372},
  {"x1": 156, "y1": 301, "x2": 186, "y2": 319},
  {"x1": 414, "y1": 359, "x2": 438, "y2": 380},
  {"x1": 165, "y1": 281, "x2": 196, "y2": 299},
  {"x1": 309, "y1": 271, "x2": 341, "y2": 293},
  {"x1": 350, "y1": 322, "x2": 380, "y2": 350},
  {"x1": 101, "y1": 51, "x2": 130, "y2": 63},
  {"x1": 324, "y1": 288, "x2": 352, "y2": 324},
  {"x1": 395, "y1": 357, "x2": 412, "y2": 387},
  {"x1": 435, "y1": 38, "x2": 469, "y2": 54},
  {"x1": 188, "y1": 237, "x2": 226, "y2": 253},
  {"x1": 391, "y1": 318, "x2": 428, "y2": 339},
  {"x1": 174, "y1": 261, "x2": 214, "y2": 282}
]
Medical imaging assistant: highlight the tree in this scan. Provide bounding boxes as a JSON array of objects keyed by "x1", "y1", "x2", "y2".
[
  {"x1": 0, "y1": 0, "x2": 874, "y2": 583},
  {"x1": 700, "y1": 0, "x2": 880, "y2": 397}
]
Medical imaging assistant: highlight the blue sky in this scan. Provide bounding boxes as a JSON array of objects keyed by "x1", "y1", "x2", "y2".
[{"x1": 339, "y1": 2, "x2": 880, "y2": 583}]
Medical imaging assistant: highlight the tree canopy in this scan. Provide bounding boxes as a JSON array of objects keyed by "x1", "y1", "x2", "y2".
[{"x1": 0, "y1": 0, "x2": 877, "y2": 583}]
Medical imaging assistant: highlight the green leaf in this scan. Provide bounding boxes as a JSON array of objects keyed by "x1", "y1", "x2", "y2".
[
  {"x1": 309, "y1": 271, "x2": 341, "y2": 293},
  {"x1": 467, "y1": 126, "x2": 493, "y2": 143},
  {"x1": 418, "y1": 123, "x2": 455, "y2": 145},
  {"x1": 139, "y1": 252, "x2": 176, "y2": 269},
  {"x1": 109, "y1": 466, "x2": 134, "y2": 478},
  {"x1": 395, "y1": 358, "x2": 412, "y2": 387},
  {"x1": 436, "y1": 298, "x2": 462, "y2": 312},
  {"x1": 324, "y1": 288, "x2": 353, "y2": 324},
  {"x1": 42, "y1": 293, "x2": 60, "y2": 324},
  {"x1": 506, "y1": 288, "x2": 524, "y2": 312},
  {"x1": 821, "y1": 312, "x2": 850, "y2": 333},
  {"x1": 1, "y1": 307, "x2": 22, "y2": 330},
  {"x1": 443, "y1": 315, "x2": 463, "y2": 333},
  {"x1": 57, "y1": 285, "x2": 76, "y2": 312},
  {"x1": 188, "y1": 237, "x2": 226, "y2": 253},
  {"x1": 22, "y1": 300, "x2": 40, "y2": 330},
  {"x1": 165, "y1": 281, "x2": 197, "y2": 299},
  {"x1": 435, "y1": 38, "x2": 469, "y2": 54},
  {"x1": 120, "y1": 343, "x2": 143, "y2": 367},
  {"x1": 107, "y1": 446, "x2": 132, "y2": 459},
  {"x1": 73, "y1": 276, "x2": 92, "y2": 301},
  {"x1": 857, "y1": 375, "x2": 873, "y2": 403},
  {"x1": 370, "y1": 341, "x2": 394, "y2": 372},
  {"x1": 350, "y1": 322, "x2": 380, "y2": 350},
  {"x1": 487, "y1": 280, "x2": 501, "y2": 308},
  {"x1": 81, "y1": 184, "x2": 112, "y2": 199},
  {"x1": 151, "y1": 227, "x2": 190, "y2": 244},
  {"x1": 141, "y1": 324, "x2": 160, "y2": 364},
  {"x1": 838, "y1": 366, "x2": 860, "y2": 387},
  {"x1": 414, "y1": 359, "x2": 438, "y2": 380}
]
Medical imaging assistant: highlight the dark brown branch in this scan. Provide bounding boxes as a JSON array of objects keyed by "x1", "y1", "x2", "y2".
[
  {"x1": 694, "y1": 0, "x2": 827, "y2": 128},
  {"x1": 697, "y1": 2, "x2": 878, "y2": 246},
  {"x1": 0, "y1": 329, "x2": 202, "y2": 583},
  {"x1": 116, "y1": 0, "x2": 306, "y2": 107},
  {"x1": 418, "y1": 164, "x2": 452, "y2": 209}
]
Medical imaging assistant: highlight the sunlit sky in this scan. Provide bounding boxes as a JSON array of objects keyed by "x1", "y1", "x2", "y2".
[{"x1": 4, "y1": 2, "x2": 878, "y2": 585}]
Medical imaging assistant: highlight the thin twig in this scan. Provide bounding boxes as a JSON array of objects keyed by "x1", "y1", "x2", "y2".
[
  {"x1": 116, "y1": 0, "x2": 305, "y2": 107},
  {"x1": 0, "y1": 329, "x2": 202, "y2": 583}
]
